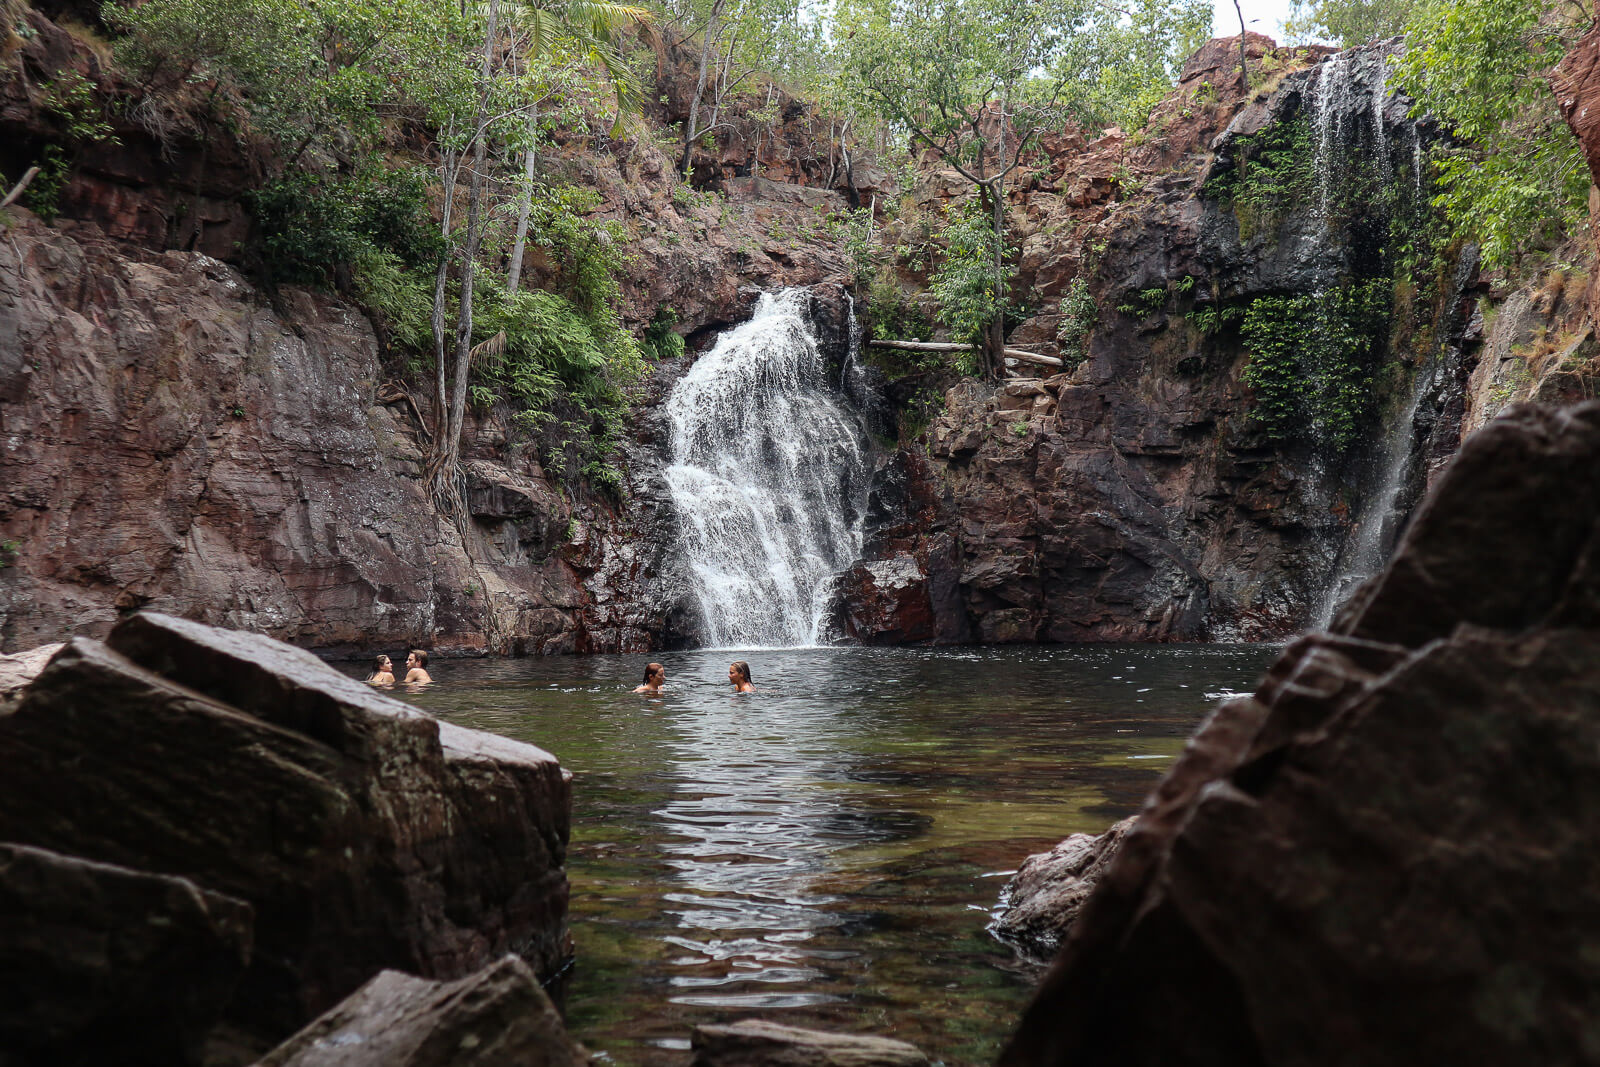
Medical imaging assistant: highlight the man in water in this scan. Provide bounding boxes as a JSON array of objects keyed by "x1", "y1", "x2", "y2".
[
  {"x1": 405, "y1": 649, "x2": 433, "y2": 685},
  {"x1": 634, "y1": 662, "x2": 666, "y2": 693}
]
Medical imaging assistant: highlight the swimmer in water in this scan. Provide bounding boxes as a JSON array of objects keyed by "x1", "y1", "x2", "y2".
[
  {"x1": 634, "y1": 662, "x2": 666, "y2": 694},
  {"x1": 404, "y1": 649, "x2": 432, "y2": 685},
  {"x1": 728, "y1": 660, "x2": 755, "y2": 693},
  {"x1": 366, "y1": 655, "x2": 395, "y2": 687}
]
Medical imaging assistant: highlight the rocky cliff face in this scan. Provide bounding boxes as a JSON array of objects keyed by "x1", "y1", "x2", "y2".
[
  {"x1": 0, "y1": 4, "x2": 861, "y2": 654},
  {"x1": 6, "y1": 8, "x2": 1597, "y2": 655},
  {"x1": 840, "y1": 36, "x2": 1595, "y2": 645}
]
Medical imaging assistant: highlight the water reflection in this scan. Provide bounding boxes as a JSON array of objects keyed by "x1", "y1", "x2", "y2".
[{"x1": 388, "y1": 644, "x2": 1275, "y2": 1065}]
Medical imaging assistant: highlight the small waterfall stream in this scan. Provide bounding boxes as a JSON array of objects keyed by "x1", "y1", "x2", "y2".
[
  {"x1": 663, "y1": 289, "x2": 873, "y2": 648},
  {"x1": 1311, "y1": 361, "x2": 1433, "y2": 628},
  {"x1": 1299, "y1": 40, "x2": 1461, "y2": 629}
]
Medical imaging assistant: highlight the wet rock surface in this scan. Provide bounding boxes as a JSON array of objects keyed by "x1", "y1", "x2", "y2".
[
  {"x1": 0, "y1": 842, "x2": 254, "y2": 1067},
  {"x1": 990, "y1": 817, "x2": 1133, "y2": 963},
  {"x1": 847, "y1": 39, "x2": 1482, "y2": 644},
  {"x1": 691, "y1": 1020, "x2": 930, "y2": 1067},
  {"x1": 0, "y1": 612, "x2": 571, "y2": 1058},
  {"x1": 253, "y1": 956, "x2": 584, "y2": 1067},
  {"x1": 999, "y1": 401, "x2": 1600, "y2": 1067}
]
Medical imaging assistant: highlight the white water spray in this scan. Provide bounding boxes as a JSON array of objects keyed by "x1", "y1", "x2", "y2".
[
  {"x1": 1309, "y1": 44, "x2": 1397, "y2": 221},
  {"x1": 663, "y1": 290, "x2": 872, "y2": 648},
  {"x1": 1312, "y1": 358, "x2": 1434, "y2": 629}
]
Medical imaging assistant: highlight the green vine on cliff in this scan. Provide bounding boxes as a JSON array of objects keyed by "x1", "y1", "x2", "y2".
[
  {"x1": 1055, "y1": 277, "x2": 1098, "y2": 361},
  {"x1": 1240, "y1": 280, "x2": 1390, "y2": 450},
  {"x1": 1205, "y1": 114, "x2": 1314, "y2": 243}
]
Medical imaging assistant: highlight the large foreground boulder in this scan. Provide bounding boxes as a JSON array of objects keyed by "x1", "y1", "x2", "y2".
[
  {"x1": 0, "y1": 842, "x2": 254, "y2": 1067},
  {"x1": 0, "y1": 613, "x2": 571, "y2": 1055},
  {"x1": 253, "y1": 956, "x2": 584, "y2": 1067},
  {"x1": 1000, "y1": 402, "x2": 1600, "y2": 1067}
]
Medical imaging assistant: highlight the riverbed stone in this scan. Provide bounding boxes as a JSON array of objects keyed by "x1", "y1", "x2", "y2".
[
  {"x1": 999, "y1": 401, "x2": 1600, "y2": 1067},
  {"x1": 252, "y1": 956, "x2": 583, "y2": 1067},
  {"x1": 691, "y1": 1020, "x2": 929, "y2": 1067},
  {"x1": 0, "y1": 841, "x2": 254, "y2": 1067},
  {"x1": 0, "y1": 613, "x2": 571, "y2": 1056},
  {"x1": 991, "y1": 817, "x2": 1133, "y2": 962}
]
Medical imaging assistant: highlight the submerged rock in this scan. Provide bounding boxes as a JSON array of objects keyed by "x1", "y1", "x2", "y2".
[
  {"x1": 253, "y1": 956, "x2": 583, "y2": 1067},
  {"x1": 0, "y1": 842, "x2": 254, "y2": 1067},
  {"x1": 691, "y1": 1020, "x2": 929, "y2": 1067},
  {"x1": 991, "y1": 817, "x2": 1133, "y2": 963},
  {"x1": 1000, "y1": 402, "x2": 1600, "y2": 1066},
  {"x1": 0, "y1": 612, "x2": 571, "y2": 1056}
]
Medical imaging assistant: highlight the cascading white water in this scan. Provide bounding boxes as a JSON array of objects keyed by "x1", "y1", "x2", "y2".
[
  {"x1": 1302, "y1": 39, "x2": 1463, "y2": 628},
  {"x1": 1312, "y1": 358, "x2": 1434, "y2": 629},
  {"x1": 663, "y1": 289, "x2": 872, "y2": 648},
  {"x1": 1309, "y1": 45, "x2": 1396, "y2": 221}
]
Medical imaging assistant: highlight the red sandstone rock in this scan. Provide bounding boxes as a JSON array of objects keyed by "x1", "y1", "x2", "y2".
[
  {"x1": 253, "y1": 956, "x2": 584, "y2": 1067},
  {"x1": 0, "y1": 218, "x2": 589, "y2": 654},
  {"x1": 0, "y1": 842, "x2": 254, "y2": 1067},
  {"x1": 991, "y1": 817, "x2": 1134, "y2": 963},
  {"x1": 999, "y1": 401, "x2": 1600, "y2": 1067},
  {"x1": 0, "y1": 613, "x2": 571, "y2": 1056},
  {"x1": 1555, "y1": 24, "x2": 1600, "y2": 198}
]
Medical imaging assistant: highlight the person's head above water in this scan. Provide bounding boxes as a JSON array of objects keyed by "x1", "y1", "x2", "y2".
[
  {"x1": 729, "y1": 661, "x2": 754, "y2": 692},
  {"x1": 404, "y1": 649, "x2": 432, "y2": 683},
  {"x1": 634, "y1": 662, "x2": 666, "y2": 693},
  {"x1": 367, "y1": 655, "x2": 394, "y2": 685}
]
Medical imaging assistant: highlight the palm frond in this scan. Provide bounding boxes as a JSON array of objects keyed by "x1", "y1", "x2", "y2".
[{"x1": 472, "y1": 330, "x2": 509, "y2": 360}]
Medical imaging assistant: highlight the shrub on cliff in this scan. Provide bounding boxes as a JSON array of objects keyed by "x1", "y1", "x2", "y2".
[
  {"x1": 1393, "y1": 0, "x2": 1589, "y2": 272},
  {"x1": 1240, "y1": 280, "x2": 1390, "y2": 450}
]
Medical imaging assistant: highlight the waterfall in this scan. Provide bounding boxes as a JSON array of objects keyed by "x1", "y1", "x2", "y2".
[
  {"x1": 663, "y1": 289, "x2": 873, "y2": 648},
  {"x1": 1308, "y1": 43, "x2": 1399, "y2": 222},
  {"x1": 1311, "y1": 360, "x2": 1433, "y2": 629},
  {"x1": 1300, "y1": 39, "x2": 1456, "y2": 629}
]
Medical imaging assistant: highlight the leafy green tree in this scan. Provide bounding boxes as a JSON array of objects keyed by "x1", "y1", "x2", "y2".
[
  {"x1": 1392, "y1": 0, "x2": 1591, "y2": 271},
  {"x1": 837, "y1": 0, "x2": 1073, "y2": 374},
  {"x1": 836, "y1": 0, "x2": 1207, "y2": 374},
  {"x1": 1284, "y1": 0, "x2": 1417, "y2": 46},
  {"x1": 927, "y1": 203, "x2": 1010, "y2": 370},
  {"x1": 505, "y1": 0, "x2": 650, "y2": 292},
  {"x1": 1053, "y1": 0, "x2": 1212, "y2": 132}
]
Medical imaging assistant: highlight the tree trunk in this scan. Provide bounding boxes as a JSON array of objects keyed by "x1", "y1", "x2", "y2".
[
  {"x1": 680, "y1": 0, "x2": 725, "y2": 178},
  {"x1": 430, "y1": 0, "x2": 499, "y2": 507},
  {"x1": 989, "y1": 105, "x2": 1007, "y2": 380},
  {"x1": 506, "y1": 99, "x2": 539, "y2": 294},
  {"x1": 1233, "y1": 0, "x2": 1250, "y2": 88},
  {"x1": 431, "y1": 134, "x2": 460, "y2": 443}
]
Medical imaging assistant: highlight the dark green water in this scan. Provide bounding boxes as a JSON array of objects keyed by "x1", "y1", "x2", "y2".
[{"x1": 381, "y1": 644, "x2": 1273, "y2": 1065}]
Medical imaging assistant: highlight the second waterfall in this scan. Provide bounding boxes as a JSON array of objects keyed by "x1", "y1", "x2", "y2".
[{"x1": 663, "y1": 289, "x2": 874, "y2": 648}]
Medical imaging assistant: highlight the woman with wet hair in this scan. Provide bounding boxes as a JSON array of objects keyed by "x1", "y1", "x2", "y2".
[
  {"x1": 366, "y1": 655, "x2": 395, "y2": 687},
  {"x1": 634, "y1": 662, "x2": 666, "y2": 694},
  {"x1": 728, "y1": 661, "x2": 755, "y2": 693}
]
